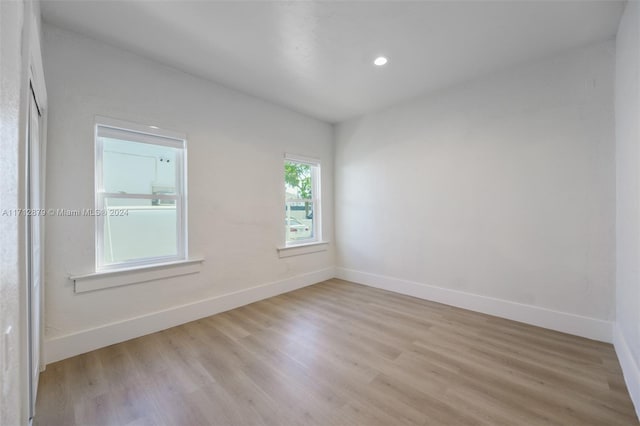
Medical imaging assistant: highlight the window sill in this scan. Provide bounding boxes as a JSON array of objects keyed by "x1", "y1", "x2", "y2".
[
  {"x1": 70, "y1": 258, "x2": 204, "y2": 293},
  {"x1": 277, "y1": 241, "x2": 329, "y2": 258}
]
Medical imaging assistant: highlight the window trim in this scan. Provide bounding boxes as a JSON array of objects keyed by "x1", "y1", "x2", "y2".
[
  {"x1": 71, "y1": 258, "x2": 204, "y2": 293},
  {"x1": 284, "y1": 153, "x2": 321, "y2": 247},
  {"x1": 278, "y1": 241, "x2": 329, "y2": 258},
  {"x1": 94, "y1": 116, "x2": 188, "y2": 271}
]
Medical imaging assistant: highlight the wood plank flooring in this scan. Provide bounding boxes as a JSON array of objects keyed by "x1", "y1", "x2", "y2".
[{"x1": 35, "y1": 279, "x2": 639, "y2": 425}]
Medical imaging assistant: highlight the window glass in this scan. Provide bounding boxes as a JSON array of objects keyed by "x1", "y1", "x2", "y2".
[
  {"x1": 102, "y1": 138, "x2": 177, "y2": 195},
  {"x1": 285, "y1": 201, "x2": 314, "y2": 241},
  {"x1": 96, "y1": 119, "x2": 186, "y2": 270},
  {"x1": 284, "y1": 157, "x2": 319, "y2": 245},
  {"x1": 102, "y1": 198, "x2": 177, "y2": 264}
]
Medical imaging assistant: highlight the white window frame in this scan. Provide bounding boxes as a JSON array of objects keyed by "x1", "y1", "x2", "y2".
[
  {"x1": 285, "y1": 153, "x2": 321, "y2": 247},
  {"x1": 95, "y1": 116, "x2": 188, "y2": 271}
]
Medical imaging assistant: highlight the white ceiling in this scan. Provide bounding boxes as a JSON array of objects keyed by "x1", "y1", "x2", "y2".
[{"x1": 41, "y1": 1, "x2": 625, "y2": 123}]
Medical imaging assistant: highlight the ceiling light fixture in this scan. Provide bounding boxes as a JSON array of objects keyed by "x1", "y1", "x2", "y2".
[{"x1": 374, "y1": 56, "x2": 388, "y2": 66}]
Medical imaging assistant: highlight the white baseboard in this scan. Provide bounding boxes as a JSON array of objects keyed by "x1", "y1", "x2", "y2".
[
  {"x1": 336, "y1": 267, "x2": 612, "y2": 343},
  {"x1": 45, "y1": 265, "x2": 615, "y2": 365},
  {"x1": 45, "y1": 267, "x2": 335, "y2": 364},
  {"x1": 613, "y1": 324, "x2": 640, "y2": 420}
]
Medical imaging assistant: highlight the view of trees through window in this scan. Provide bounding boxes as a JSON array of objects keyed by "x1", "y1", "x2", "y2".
[{"x1": 285, "y1": 160, "x2": 316, "y2": 243}]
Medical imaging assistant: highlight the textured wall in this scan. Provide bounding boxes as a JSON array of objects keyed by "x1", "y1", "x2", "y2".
[
  {"x1": 336, "y1": 41, "x2": 615, "y2": 322},
  {"x1": 42, "y1": 24, "x2": 334, "y2": 344},
  {"x1": 615, "y1": 0, "x2": 640, "y2": 416}
]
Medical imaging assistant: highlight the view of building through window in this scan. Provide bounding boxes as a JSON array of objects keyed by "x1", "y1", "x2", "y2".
[{"x1": 96, "y1": 122, "x2": 186, "y2": 269}]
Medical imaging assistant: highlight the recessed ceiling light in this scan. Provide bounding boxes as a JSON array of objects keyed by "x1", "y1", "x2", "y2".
[
  {"x1": 374, "y1": 56, "x2": 388, "y2": 66},
  {"x1": 149, "y1": 125, "x2": 159, "y2": 129}
]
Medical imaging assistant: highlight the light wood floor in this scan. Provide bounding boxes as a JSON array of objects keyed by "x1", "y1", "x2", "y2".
[{"x1": 35, "y1": 279, "x2": 639, "y2": 426}]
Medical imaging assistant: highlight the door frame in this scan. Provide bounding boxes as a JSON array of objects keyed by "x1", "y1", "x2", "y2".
[
  {"x1": 26, "y1": 81, "x2": 43, "y2": 421},
  {"x1": 22, "y1": 13, "x2": 47, "y2": 423}
]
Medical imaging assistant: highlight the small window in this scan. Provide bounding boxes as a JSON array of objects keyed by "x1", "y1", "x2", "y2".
[
  {"x1": 285, "y1": 155, "x2": 321, "y2": 245},
  {"x1": 95, "y1": 118, "x2": 187, "y2": 270}
]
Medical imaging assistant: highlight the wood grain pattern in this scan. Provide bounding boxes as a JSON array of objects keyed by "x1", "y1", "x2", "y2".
[{"x1": 35, "y1": 279, "x2": 639, "y2": 425}]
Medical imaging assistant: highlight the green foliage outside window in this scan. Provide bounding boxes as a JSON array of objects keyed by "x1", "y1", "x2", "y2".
[{"x1": 285, "y1": 161, "x2": 312, "y2": 217}]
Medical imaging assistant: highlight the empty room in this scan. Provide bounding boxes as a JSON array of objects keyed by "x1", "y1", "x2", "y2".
[{"x1": 2, "y1": 0, "x2": 640, "y2": 424}]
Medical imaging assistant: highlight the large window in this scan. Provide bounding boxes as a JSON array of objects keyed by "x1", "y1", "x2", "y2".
[
  {"x1": 95, "y1": 118, "x2": 187, "y2": 270},
  {"x1": 285, "y1": 154, "x2": 321, "y2": 245}
]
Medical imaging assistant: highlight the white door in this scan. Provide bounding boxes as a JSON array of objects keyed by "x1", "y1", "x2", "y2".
[{"x1": 27, "y1": 84, "x2": 42, "y2": 421}]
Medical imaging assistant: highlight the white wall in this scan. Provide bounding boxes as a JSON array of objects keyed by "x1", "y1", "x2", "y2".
[
  {"x1": 0, "y1": 0, "x2": 44, "y2": 424},
  {"x1": 335, "y1": 41, "x2": 616, "y2": 341},
  {"x1": 614, "y1": 0, "x2": 640, "y2": 417},
  {"x1": 42, "y1": 24, "x2": 334, "y2": 362},
  {"x1": 0, "y1": 3, "x2": 26, "y2": 424}
]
